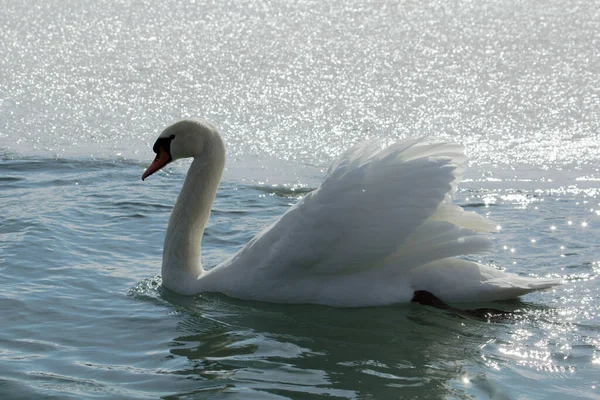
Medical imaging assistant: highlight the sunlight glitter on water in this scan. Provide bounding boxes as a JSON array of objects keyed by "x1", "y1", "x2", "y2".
[{"x1": 1, "y1": 0, "x2": 599, "y2": 183}]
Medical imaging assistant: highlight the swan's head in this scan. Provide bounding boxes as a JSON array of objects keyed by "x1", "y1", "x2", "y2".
[{"x1": 142, "y1": 119, "x2": 221, "y2": 180}]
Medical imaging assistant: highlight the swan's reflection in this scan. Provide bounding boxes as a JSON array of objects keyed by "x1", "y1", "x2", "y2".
[{"x1": 159, "y1": 290, "x2": 515, "y2": 398}]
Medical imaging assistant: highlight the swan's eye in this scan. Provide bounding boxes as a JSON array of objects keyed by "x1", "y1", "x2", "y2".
[{"x1": 152, "y1": 135, "x2": 176, "y2": 154}]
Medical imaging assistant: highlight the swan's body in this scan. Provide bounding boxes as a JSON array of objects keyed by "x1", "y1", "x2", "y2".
[{"x1": 142, "y1": 119, "x2": 559, "y2": 306}]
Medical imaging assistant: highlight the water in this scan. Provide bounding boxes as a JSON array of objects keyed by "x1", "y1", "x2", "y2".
[{"x1": 1, "y1": 0, "x2": 599, "y2": 398}]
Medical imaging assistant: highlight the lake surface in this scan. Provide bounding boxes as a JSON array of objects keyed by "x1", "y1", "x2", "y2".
[{"x1": 1, "y1": 0, "x2": 599, "y2": 398}]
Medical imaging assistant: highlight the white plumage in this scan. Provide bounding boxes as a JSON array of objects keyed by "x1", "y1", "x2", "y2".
[{"x1": 143, "y1": 119, "x2": 560, "y2": 307}]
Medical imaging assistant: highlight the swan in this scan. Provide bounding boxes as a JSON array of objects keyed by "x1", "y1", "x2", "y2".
[{"x1": 141, "y1": 118, "x2": 559, "y2": 307}]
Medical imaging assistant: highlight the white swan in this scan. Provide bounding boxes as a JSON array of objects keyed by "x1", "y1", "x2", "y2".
[{"x1": 142, "y1": 119, "x2": 559, "y2": 307}]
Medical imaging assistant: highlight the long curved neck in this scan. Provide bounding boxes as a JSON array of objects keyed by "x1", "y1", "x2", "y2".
[{"x1": 161, "y1": 137, "x2": 225, "y2": 294}]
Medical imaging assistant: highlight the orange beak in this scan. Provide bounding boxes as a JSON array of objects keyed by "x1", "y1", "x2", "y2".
[{"x1": 142, "y1": 147, "x2": 171, "y2": 180}]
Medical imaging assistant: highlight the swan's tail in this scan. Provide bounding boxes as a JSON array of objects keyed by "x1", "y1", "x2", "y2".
[{"x1": 408, "y1": 258, "x2": 561, "y2": 303}]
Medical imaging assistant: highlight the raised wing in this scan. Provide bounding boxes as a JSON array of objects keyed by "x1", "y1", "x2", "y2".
[{"x1": 237, "y1": 138, "x2": 494, "y2": 277}]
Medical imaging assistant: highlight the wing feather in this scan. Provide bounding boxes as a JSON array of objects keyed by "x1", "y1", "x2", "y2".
[{"x1": 242, "y1": 138, "x2": 493, "y2": 277}]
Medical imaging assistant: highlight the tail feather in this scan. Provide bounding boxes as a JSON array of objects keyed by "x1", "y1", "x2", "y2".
[{"x1": 408, "y1": 258, "x2": 561, "y2": 302}]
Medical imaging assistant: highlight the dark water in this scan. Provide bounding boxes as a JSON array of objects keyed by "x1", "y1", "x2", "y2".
[{"x1": 1, "y1": 156, "x2": 599, "y2": 399}]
